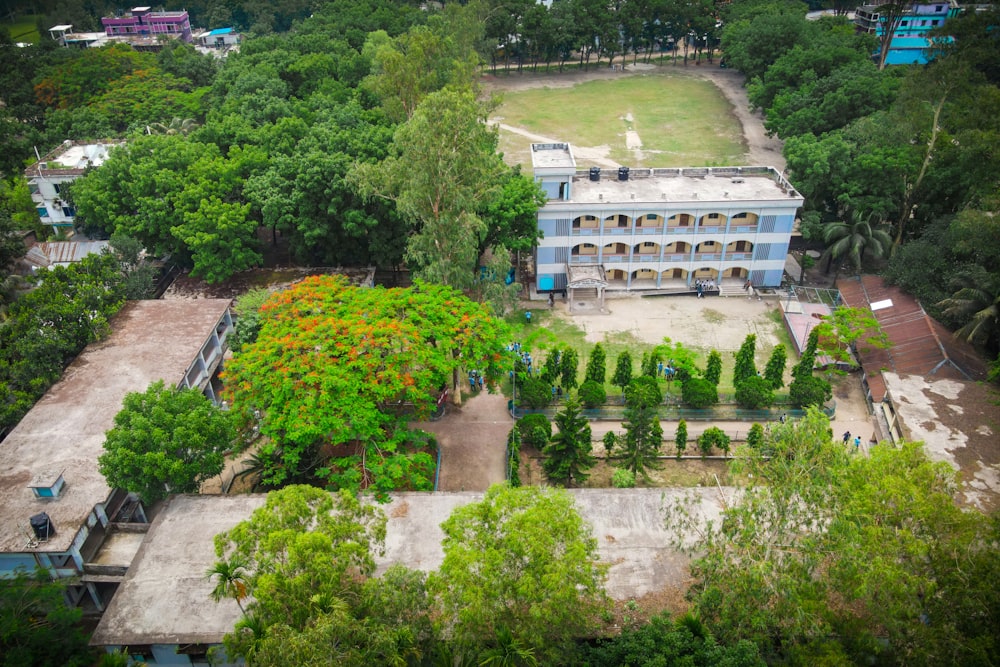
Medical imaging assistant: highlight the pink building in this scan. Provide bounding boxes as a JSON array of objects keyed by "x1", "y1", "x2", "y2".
[{"x1": 101, "y1": 6, "x2": 192, "y2": 43}]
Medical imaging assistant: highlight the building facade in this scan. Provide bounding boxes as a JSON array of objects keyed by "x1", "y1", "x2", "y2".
[
  {"x1": 0, "y1": 300, "x2": 233, "y2": 617},
  {"x1": 24, "y1": 141, "x2": 118, "y2": 235},
  {"x1": 531, "y1": 143, "x2": 804, "y2": 294},
  {"x1": 101, "y1": 6, "x2": 192, "y2": 43},
  {"x1": 854, "y1": 0, "x2": 960, "y2": 65}
]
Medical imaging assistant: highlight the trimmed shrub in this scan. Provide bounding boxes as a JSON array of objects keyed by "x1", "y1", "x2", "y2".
[
  {"x1": 789, "y1": 374, "x2": 832, "y2": 408},
  {"x1": 516, "y1": 413, "x2": 552, "y2": 449},
  {"x1": 682, "y1": 377, "x2": 718, "y2": 408},
  {"x1": 578, "y1": 379, "x2": 607, "y2": 408},
  {"x1": 735, "y1": 375, "x2": 775, "y2": 409},
  {"x1": 612, "y1": 467, "x2": 636, "y2": 488},
  {"x1": 518, "y1": 376, "x2": 552, "y2": 408},
  {"x1": 698, "y1": 426, "x2": 731, "y2": 458}
]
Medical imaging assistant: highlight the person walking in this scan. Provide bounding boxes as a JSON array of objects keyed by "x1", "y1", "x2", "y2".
[
  {"x1": 525, "y1": 310, "x2": 532, "y2": 324},
  {"x1": 854, "y1": 436, "x2": 861, "y2": 450},
  {"x1": 843, "y1": 431, "x2": 851, "y2": 444}
]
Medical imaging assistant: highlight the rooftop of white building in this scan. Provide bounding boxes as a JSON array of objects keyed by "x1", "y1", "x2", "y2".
[
  {"x1": 0, "y1": 299, "x2": 232, "y2": 555},
  {"x1": 92, "y1": 488, "x2": 729, "y2": 647},
  {"x1": 568, "y1": 167, "x2": 798, "y2": 205},
  {"x1": 25, "y1": 141, "x2": 121, "y2": 178}
]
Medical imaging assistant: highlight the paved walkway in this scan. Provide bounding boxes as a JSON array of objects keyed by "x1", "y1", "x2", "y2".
[{"x1": 414, "y1": 391, "x2": 512, "y2": 492}]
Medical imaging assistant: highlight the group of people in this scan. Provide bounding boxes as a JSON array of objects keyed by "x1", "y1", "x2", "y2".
[
  {"x1": 468, "y1": 369, "x2": 485, "y2": 392},
  {"x1": 842, "y1": 430, "x2": 863, "y2": 450},
  {"x1": 694, "y1": 279, "x2": 716, "y2": 298},
  {"x1": 656, "y1": 360, "x2": 678, "y2": 379}
]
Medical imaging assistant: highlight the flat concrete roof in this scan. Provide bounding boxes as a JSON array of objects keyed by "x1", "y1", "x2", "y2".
[
  {"x1": 0, "y1": 299, "x2": 232, "y2": 555},
  {"x1": 567, "y1": 169, "x2": 796, "y2": 206},
  {"x1": 530, "y1": 142, "x2": 575, "y2": 169},
  {"x1": 92, "y1": 488, "x2": 729, "y2": 646}
]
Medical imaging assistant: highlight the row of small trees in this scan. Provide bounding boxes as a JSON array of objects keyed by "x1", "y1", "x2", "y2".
[{"x1": 517, "y1": 334, "x2": 831, "y2": 412}]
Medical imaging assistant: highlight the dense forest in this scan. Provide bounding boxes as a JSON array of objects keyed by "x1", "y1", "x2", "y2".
[{"x1": 0, "y1": 0, "x2": 998, "y2": 664}]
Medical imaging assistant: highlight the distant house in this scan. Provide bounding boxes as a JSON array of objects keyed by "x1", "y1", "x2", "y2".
[
  {"x1": 24, "y1": 141, "x2": 119, "y2": 235},
  {"x1": 50, "y1": 6, "x2": 193, "y2": 51},
  {"x1": 194, "y1": 27, "x2": 241, "y2": 50},
  {"x1": 854, "y1": 0, "x2": 960, "y2": 65},
  {"x1": 101, "y1": 6, "x2": 192, "y2": 43},
  {"x1": 19, "y1": 241, "x2": 110, "y2": 273}
]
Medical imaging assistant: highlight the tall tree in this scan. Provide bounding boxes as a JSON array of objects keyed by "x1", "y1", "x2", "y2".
[
  {"x1": 704, "y1": 349, "x2": 723, "y2": 386},
  {"x1": 619, "y1": 376, "x2": 664, "y2": 481},
  {"x1": 763, "y1": 344, "x2": 787, "y2": 389},
  {"x1": 559, "y1": 347, "x2": 579, "y2": 390},
  {"x1": 612, "y1": 351, "x2": 633, "y2": 394},
  {"x1": 675, "y1": 419, "x2": 688, "y2": 460},
  {"x1": 211, "y1": 485, "x2": 429, "y2": 665},
  {"x1": 430, "y1": 484, "x2": 609, "y2": 663},
  {"x1": 936, "y1": 274, "x2": 1000, "y2": 349},
  {"x1": 98, "y1": 380, "x2": 235, "y2": 504},
  {"x1": 733, "y1": 334, "x2": 758, "y2": 386},
  {"x1": 543, "y1": 398, "x2": 595, "y2": 486},
  {"x1": 222, "y1": 276, "x2": 507, "y2": 495},
  {"x1": 822, "y1": 210, "x2": 893, "y2": 275},
  {"x1": 813, "y1": 306, "x2": 890, "y2": 368},
  {"x1": 0, "y1": 568, "x2": 93, "y2": 667},
  {"x1": 585, "y1": 342, "x2": 607, "y2": 384},
  {"x1": 667, "y1": 409, "x2": 1000, "y2": 664},
  {"x1": 350, "y1": 88, "x2": 507, "y2": 290}
]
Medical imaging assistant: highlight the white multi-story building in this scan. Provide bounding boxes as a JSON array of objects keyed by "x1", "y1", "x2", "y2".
[
  {"x1": 530, "y1": 143, "x2": 804, "y2": 295},
  {"x1": 25, "y1": 141, "x2": 118, "y2": 235}
]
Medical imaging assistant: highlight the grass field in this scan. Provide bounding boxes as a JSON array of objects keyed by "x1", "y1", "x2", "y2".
[
  {"x1": 2, "y1": 15, "x2": 43, "y2": 44},
  {"x1": 494, "y1": 72, "x2": 745, "y2": 169}
]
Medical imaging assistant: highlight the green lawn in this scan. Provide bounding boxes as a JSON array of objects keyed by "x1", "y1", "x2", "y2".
[
  {"x1": 2, "y1": 15, "x2": 43, "y2": 44},
  {"x1": 495, "y1": 72, "x2": 745, "y2": 169},
  {"x1": 503, "y1": 306, "x2": 799, "y2": 401}
]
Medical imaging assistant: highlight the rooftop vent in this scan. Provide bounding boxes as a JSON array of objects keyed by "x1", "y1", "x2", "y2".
[
  {"x1": 30, "y1": 513, "x2": 55, "y2": 540},
  {"x1": 589, "y1": 166, "x2": 601, "y2": 182},
  {"x1": 618, "y1": 167, "x2": 630, "y2": 181},
  {"x1": 28, "y1": 470, "x2": 66, "y2": 499}
]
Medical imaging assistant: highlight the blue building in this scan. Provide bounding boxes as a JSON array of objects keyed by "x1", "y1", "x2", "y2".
[
  {"x1": 854, "y1": 0, "x2": 960, "y2": 65},
  {"x1": 530, "y1": 143, "x2": 804, "y2": 298}
]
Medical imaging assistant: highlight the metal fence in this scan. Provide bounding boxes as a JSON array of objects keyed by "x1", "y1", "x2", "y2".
[{"x1": 512, "y1": 401, "x2": 835, "y2": 422}]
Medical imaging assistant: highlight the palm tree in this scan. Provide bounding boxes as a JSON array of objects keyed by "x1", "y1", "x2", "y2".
[
  {"x1": 822, "y1": 211, "x2": 893, "y2": 276},
  {"x1": 146, "y1": 117, "x2": 200, "y2": 136},
  {"x1": 936, "y1": 275, "x2": 1000, "y2": 348},
  {"x1": 206, "y1": 555, "x2": 251, "y2": 614},
  {"x1": 478, "y1": 627, "x2": 538, "y2": 667}
]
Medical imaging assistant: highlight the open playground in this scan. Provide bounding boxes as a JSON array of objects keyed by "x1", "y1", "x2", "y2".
[{"x1": 487, "y1": 64, "x2": 747, "y2": 168}]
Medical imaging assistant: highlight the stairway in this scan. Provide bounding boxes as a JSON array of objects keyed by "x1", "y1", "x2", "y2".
[{"x1": 718, "y1": 282, "x2": 746, "y2": 298}]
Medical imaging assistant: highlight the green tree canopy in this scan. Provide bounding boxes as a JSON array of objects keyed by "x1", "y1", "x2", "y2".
[
  {"x1": 763, "y1": 343, "x2": 787, "y2": 389},
  {"x1": 585, "y1": 342, "x2": 607, "y2": 384},
  {"x1": 210, "y1": 486, "x2": 428, "y2": 665},
  {"x1": 733, "y1": 333, "x2": 758, "y2": 385},
  {"x1": 612, "y1": 350, "x2": 633, "y2": 393},
  {"x1": 619, "y1": 376, "x2": 664, "y2": 481},
  {"x1": 98, "y1": 380, "x2": 234, "y2": 504},
  {"x1": 667, "y1": 409, "x2": 1000, "y2": 664},
  {"x1": 0, "y1": 568, "x2": 93, "y2": 667},
  {"x1": 430, "y1": 484, "x2": 609, "y2": 663},
  {"x1": 222, "y1": 276, "x2": 507, "y2": 496}
]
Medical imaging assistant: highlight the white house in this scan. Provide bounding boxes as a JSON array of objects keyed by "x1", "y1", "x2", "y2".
[
  {"x1": 530, "y1": 143, "x2": 804, "y2": 296},
  {"x1": 24, "y1": 141, "x2": 119, "y2": 235}
]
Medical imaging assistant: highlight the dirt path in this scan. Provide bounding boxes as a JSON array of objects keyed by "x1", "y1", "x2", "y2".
[
  {"x1": 483, "y1": 61, "x2": 786, "y2": 170},
  {"x1": 414, "y1": 391, "x2": 512, "y2": 492}
]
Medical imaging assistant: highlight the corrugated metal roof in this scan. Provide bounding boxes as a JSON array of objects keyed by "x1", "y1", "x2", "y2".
[
  {"x1": 36, "y1": 241, "x2": 109, "y2": 265},
  {"x1": 837, "y1": 275, "x2": 987, "y2": 400}
]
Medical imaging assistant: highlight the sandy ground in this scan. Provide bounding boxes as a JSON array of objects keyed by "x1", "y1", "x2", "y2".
[{"x1": 483, "y1": 61, "x2": 786, "y2": 170}]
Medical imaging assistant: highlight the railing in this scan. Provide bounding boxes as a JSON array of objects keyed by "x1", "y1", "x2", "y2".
[
  {"x1": 513, "y1": 401, "x2": 836, "y2": 421},
  {"x1": 665, "y1": 226, "x2": 694, "y2": 233}
]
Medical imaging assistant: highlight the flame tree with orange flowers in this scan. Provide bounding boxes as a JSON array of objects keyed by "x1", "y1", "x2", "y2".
[{"x1": 223, "y1": 275, "x2": 508, "y2": 498}]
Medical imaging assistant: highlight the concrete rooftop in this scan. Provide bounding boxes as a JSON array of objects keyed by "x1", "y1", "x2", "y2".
[
  {"x1": 92, "y1": 488, "x2": 729, "y2": 646},
  {"x1": 568, "y1": 169, "x2": 795, "y2": 205},
  {"x1": 0, "y1": 299, "x2": 232, "y2": 555}
]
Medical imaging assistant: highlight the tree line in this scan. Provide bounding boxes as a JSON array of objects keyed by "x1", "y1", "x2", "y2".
[{"x1": 720, "y1": 0, "x2": 1000, "y2": 373}]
